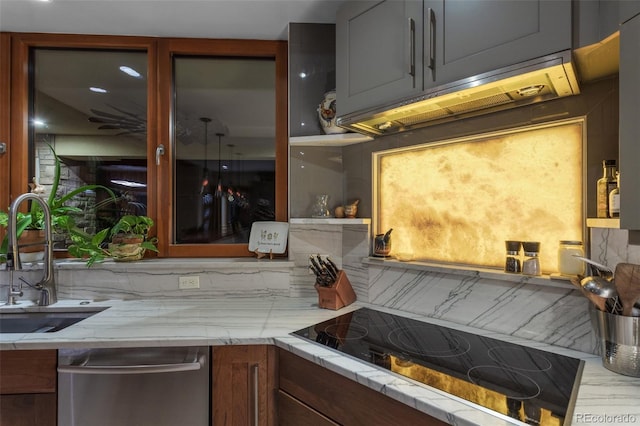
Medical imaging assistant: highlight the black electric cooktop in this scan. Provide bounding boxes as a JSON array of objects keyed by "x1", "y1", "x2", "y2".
[{"x1": 292, "y1": 307, "x2": 584, "y2": 426}]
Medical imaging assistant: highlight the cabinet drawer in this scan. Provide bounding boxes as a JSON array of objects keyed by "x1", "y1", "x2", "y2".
[
  {"x1": 278, "y1": 349, "x2": 446, "y2": 426},
  {"x1": 0, "y1": 350, "x2": 57, "y2": 394},
  {"x1": 278, "y1": 390, "x2": 338, "y2": 426}
]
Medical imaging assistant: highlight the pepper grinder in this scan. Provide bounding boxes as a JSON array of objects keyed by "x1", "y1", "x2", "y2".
[{"x1": 504, "y1": 240, "x2": 522, "y2": 273}]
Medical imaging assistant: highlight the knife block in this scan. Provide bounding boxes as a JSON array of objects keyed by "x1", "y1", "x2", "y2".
[{"x1": 314, "y1": 271, "x2": 357, "y2": 310}]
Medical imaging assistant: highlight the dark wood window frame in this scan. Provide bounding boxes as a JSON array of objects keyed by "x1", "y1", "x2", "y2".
[{"x1": 5, "y1": 33, "x2": 288, "y2": 258}]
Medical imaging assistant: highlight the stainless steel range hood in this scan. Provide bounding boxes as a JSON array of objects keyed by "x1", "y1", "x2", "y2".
[{"x1": 336, "y1": 50, "x2": 580, "y2": 137}]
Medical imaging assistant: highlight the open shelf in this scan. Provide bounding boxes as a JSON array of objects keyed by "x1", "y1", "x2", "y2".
[
  {"x1": 289, "y1": 133, "x2": 373, "y2": 147},
  {"x1": 586, "y1": 218, "x2": 620, "y2": 228},
  {"x1": 289, "y1": 218, "x2": 371, "y2": 225}
]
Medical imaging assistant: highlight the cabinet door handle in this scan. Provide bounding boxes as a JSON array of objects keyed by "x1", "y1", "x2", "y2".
[
  {"x1": 427, "y1": 8, "x2": 436, "y2": 75},
  {"x1": 0, "y1": 142, "x2": 6, "y2": 155},
  {"x1": 251, "y1": 363, "x2": 259, "y2": 426},
  {"x1": 155, "y1": 143, "x2": 165, "y2": 166},
  {"x1": 408, "y1": 18, "x2": 416, "y2": 78}
]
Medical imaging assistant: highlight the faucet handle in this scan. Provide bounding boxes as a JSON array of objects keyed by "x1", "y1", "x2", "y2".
[{"x1": 5, "y1": 272, "x2": 23, "y2": 306}]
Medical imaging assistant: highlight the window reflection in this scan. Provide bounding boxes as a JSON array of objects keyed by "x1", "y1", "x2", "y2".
[
  {"x1": 32, "y1": 48, "x2": 148, "y2": 248},
  {"x1": 173, "y1": 57, "x2": 276, "y2": 244}
]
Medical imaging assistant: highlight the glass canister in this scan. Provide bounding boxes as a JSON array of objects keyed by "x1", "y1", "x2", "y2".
[
  {"x1": 522, "y1": 241, "x2": 541, "y2": 276},
  {"x1": 311, "y1": 194, "x2": 331, "y2": 217},
  {"x1": 504, "y1": 240, "x2": 522, "y2": 273},
  {"x1": 558, "y1": 240, "x2": 584, "y2": 276}
]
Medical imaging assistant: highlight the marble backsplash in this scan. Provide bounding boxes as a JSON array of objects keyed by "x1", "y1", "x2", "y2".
[
  {"x1": 590, "y1": 227, "x2": 640, "y2": 268},
  {"x1": 363, "y1": 261, "x2": 596, "y2": 354},
  {"x1": 4, "y1": 223, "x2": 634, "y2": 356},
  {"x1": 287, "y1": 221, "x2": 609, "y2": 355},
  {"x1": 0, "y1": 258, "x2": 294, "y2": 302},
  {"x1": 288, "y1": 221, "x2": 370, "y2": 298}
]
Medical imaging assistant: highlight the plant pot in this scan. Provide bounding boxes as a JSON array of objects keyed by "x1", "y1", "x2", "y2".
[
  {"x1": 111, "y1": 234, "x2": 144, "y2": 244},
  {"x1": 110, "y1": 234, "x2": 146, "y2": 261},
  {"x1": 108, "y1": 242, "x2": 146, "y2": 262},
  {"x1": 18, "y1": 229, "x2": 45, "y2": 262}
]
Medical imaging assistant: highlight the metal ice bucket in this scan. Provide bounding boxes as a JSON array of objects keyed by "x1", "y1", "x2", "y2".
[{"x1": 589, "y1": 305, "x2": 640, "y2": 377}]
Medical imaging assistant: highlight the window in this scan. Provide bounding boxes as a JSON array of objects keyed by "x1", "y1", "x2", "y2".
[
  {"x1": 32, "y1": 48, "x2": 148, "y2": 246},
  {"x1": 8, "y1": 34, "x2": 288, "y2": 258}
]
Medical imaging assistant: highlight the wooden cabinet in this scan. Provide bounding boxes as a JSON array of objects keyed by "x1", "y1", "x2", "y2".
[
  {"x1": 0, "y1": 349, "x2": 57, "y2": 426},
  {"x1": 212, "y1": 345, "x2": 277, "y2": 426},
  {"x1": 619, "y1": 12, "x2": 640, "y2": 230},
  {"x1": 336, "y1": 0, "x2": 423, "y2": 116},
  {"x1": 336, "y1": 0, "x2": 572, "y2": 117},
  {"x1": 277, "y1": 349, "x2": 447, "y2": 426},
  {"x1": 423, "y1": 0, "x2": 571, "y2": 88}
]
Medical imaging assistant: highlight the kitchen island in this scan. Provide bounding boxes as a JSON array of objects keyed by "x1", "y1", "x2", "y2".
[{"x1": 1, "y1": 297, "x2": 638, "y2": 426}]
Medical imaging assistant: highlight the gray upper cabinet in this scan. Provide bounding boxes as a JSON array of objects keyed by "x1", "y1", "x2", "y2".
[
  {"x1": 575, "y1": 0, "x2": 640, "y2": 48},
  {"x1": 424, "y1": 0, "x2": 572, "y2": 89},
  {"x1": 337, "y1": 0, "x2": 572, "y2": 118},
  {"x1": 336, "y1": 0, "x2": 423, "y2": 116},
  {"x1": 619, "y1": 12, "x2": 640, "y2": 230},
  {"x1": 620, "y1": 2, "x2": 640, "y2": 24}
]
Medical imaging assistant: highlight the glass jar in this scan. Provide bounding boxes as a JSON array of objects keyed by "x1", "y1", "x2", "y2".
[
  {"x1": 557, "y1": 240, "x2": 584, "y2": 276},
  {"x1": 522, "y1": 241, "x2": 541, "y2": 276},
  {"x1": 311, "y1": 194, "x2": 331, "y2": 217},
  {"x1": 504, "y1": 240, "x2": 522, "y2": 273}
]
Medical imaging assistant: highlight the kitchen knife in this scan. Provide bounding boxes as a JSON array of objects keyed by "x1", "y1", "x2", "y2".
[
  {"x1": 320, "y1": 257, "x2": 337, "y2": 282},
  {"x1": 309, "y1": 255, "x2": 323, "y2": 274},
  {"x1": 326, "y1": 257, "x2": 340, "y2": 275}
]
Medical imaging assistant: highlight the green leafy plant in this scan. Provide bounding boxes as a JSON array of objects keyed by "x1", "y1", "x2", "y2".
[
  {"x1": 67, "y1": 215, "x2": 158, "y2": 267},
  {"x1": 66, "y1": 227, "x2": 112, "y2": 268},
  {"x1": 110, "y1": 215, "x2": 155, "y2": 240},
  {"x1": 0, "y1": 143, "x2": 116, "y2": 260}
]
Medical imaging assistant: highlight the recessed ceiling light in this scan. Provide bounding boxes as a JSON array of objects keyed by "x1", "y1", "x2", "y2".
[
  {"x1": 120, "y1": 66, "x2": 141, "y2": 78},
  {"x1": 33, "y1": 119, "x2": 46, "y2": 127},
  {"x1": 90, "y1": 87, "x2": 108, "y2": 93},
  {"x1": 299, "y1": 72, "x2": 307, "y2": 79}
]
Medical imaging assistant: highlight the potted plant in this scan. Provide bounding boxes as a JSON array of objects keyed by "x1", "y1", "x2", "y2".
[
  {"x1": 107, "y1": 215, "x2": 158, "y2": 262},
  {"x1": 0, "y1": 143, "x2": 115, "y2": 262},
  {"x1": 66, "y1": 215, "x2": 158, "y2": 266}
]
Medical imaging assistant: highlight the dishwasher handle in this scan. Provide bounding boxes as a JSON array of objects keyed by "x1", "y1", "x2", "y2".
[{"x1": 58, "y1": 355, "x2": 205, "y2": 375}]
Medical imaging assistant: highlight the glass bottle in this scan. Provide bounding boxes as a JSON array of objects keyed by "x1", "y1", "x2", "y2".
[
  {"x1": 504, "y1": 240, "x2": 522, "y2": 273},
  {"x1": 522, "y1": 241, "x2": 541, "y2": 276},
  {"x1": 608, "y1": 171, "x2": 620, "y2": 218},
  {"x1": 597, "y1": 160, "x2": 617, "y2": 218},
  {"x1": 557, "y1": 240, "x2": 584, "y2": 276}
]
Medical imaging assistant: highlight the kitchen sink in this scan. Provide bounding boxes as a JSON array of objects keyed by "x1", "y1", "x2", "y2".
[{"x1": 0, "y1": 310, "x2": 103, "y2": 333}]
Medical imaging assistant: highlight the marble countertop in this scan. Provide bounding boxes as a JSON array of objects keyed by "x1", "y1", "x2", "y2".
[{"x1": 1, "y1": 297, "x2": 639, "y2": 426}]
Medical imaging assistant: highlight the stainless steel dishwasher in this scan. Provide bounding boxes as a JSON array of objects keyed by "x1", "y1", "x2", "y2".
[{"x1": 58, "y1": 346, "x2": 209, "y2": 426}]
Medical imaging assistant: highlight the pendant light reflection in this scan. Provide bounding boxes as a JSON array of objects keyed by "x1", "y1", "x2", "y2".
[
  {"x1": 199, "y1": 117, "x2": 212, "y2": 198},
  {"x1": 225, "y1": 143, "x2": 234, "y2": 201},
  {"x1": 214, "y1": 132, "x2": 224, "y2": 198},
  {"x1": 199, "y1": 117, "x2": 213, "y2": 234}
]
